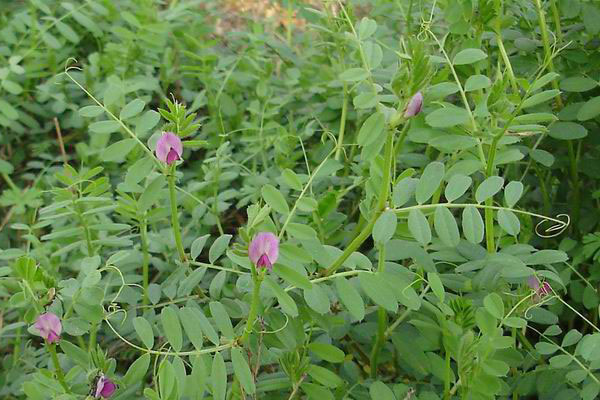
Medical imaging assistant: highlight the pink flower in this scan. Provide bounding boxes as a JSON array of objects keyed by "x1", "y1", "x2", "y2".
[
  {"x1": 156, "y1": 132, "x2": 183, "y2": 165},
  {"x1": 34, "y1": 312, "x2": 62, "y2": 343},
  {"x1": 248, "y1": 232, "x2": 279, "y2": 271},
  {"x1": 527, "y1": 276, "x2": 552, "y2": 300},
  {"x1": 404, "y1": 91, "x2": 423, "y2": 118},
  {"x1": 94, "y1": 375, "x2": 117, "y2": 398}
]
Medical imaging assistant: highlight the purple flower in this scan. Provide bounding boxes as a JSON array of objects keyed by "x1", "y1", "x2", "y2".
[
  {"x1": 404, "y1": 91, "x2": 423, "y2": 118},
  {"x1": 33, "y1": 312, "x2": 62, "y2": 343},
  {"x1": 156, "y1": 132, "x2": 183, "y2": 165},
  {"x1": 248, "y1": 232, "x2": 279, "y2": 271},
  {"x1": 94, "y1": 375, "x2": 117, "y2": 398},
  {"x1": 527, "y1": 276, "x2": 552, "y2": 300}
]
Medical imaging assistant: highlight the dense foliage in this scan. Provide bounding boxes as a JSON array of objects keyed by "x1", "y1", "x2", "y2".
[{"x1": 2, "y1": 0, "x2": 600, "y2": 399}]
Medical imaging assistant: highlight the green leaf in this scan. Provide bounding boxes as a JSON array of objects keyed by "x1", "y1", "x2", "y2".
[
  {"x1": 307, "y1": 342, "x2": 345, "y2": 363},
  {"x1": 475, "y1": 176, "x2": 504, "y2": 203},
  {"x1": 498, "y1": 209, "x2": 520, "y2": 236},
  {"x1": 427, "y1": 272, "x2": 445, "y2": 302},
  {"x1": 0, "y1": 99, "x2": 19, "y2": 120},
  {"x1": 393, "y1": 177, "x2": 418, "y2": 207},
  {"x1": 434, "y1": 207, "x2": 460, "y2": 247},
  {"x1": 307, "y1": 365, "x2": 343, "y2": 388},
  {"x1": 287, "y1": 223, "x2": 318, "y2": 241},
  {"x1": 483, "y1": 293, "x2": 504, "y2": 319},
  {"x1": 125, "y1": 156, "x2": 154, "y2": 184},
  {"x1": 522, "y1": 89, "x2": 560, "y2": 108},
  {"x1": 304, "y1": 284, "x2": 331, "y2": 314},
  {"x1": 231, "y1": 347, "x2": 255, "y2": 394},
  {"x1": 549, "y1": 122, "x2": 587, "y2": 140},
  {"x1": 275, "y1": 264, "x2": 312, "y2": 290},
  {"x1": 462, "y1": 206, "x2": 484, "y2": 244},
  {"x1": 335, "y1": 277, "x2": 365, "y2": 321},
  {"x1": 191, "y1": 234, "x2": 210, "y2": 260},
  {"x1": 465, "y1": 74, "x2": 491, "y2": 91},
  {"x1": 262, "y1": 184, "x2": 289, "y2": 214},
  {"x1": 357, "y1": 111, "x2": 386, "y2": 147},
  {"x1": 425, "y1": 107, "x2": 470, "y2": 128},
  {"x1": 282, "y1": 169, "x2": 302, "y2": 191},
  {"x1": 124, "y1": 353, "x2": 151, "y2": 386},
  {"x1": 504, "y1": 181, "x2": 524, "y2": 207},
  {"x1": 59, "y1": 341, "x2": 89, "y2": 368},
  {"x1": 188, "y1": 306, "x2": 219, "y2": 345},
  {"x1": 133, "y1": 317, "x2": 154, "y2": 349},
  {"x1": 416, "y1": 162, "x2": 444, "y2": 204},
  {"x1": 531, "y1": 72, "x2": 560, "y2": 91},
  {"x1": 211, "y1": 352, "x2": 227, "y2": 400},
  {"x1": 340, "y1": 68, "x2": 369, "y2": 82},
  {"x1": 209, "y1": 301, "x2": 234, "y2": 339},
  {"x1": 430, "y1": 135, "x2": 478, "y2": 152},
  {"x1": 178, "y1": 307, "x2": 204, "y2": 351},
  {"x1": 264, "y1": 276, "x2": 298, "y2": 316},
  {"x1": 373, "y1": 210, "x2": 397, "y2": 244},
  {"x1": 101, "y1": 138, "x2": 137, "y2": 162},
  {"x1": 560, "y1": 77, "x2": 598, "y2": 92},
  {"x1": 120, "y1": 99, "x2": 145, "y2": 120},
  {"x1": 577, "y1": 96, "x2": 600, "y2": 121},
  {"x1": 453, "y1": 48, "x2": 488, "y2": 65},
  {"x1": 408, "y1": 209, "x2": 431, "y2": 245},
  {"x1": 139, "y1": 175, "x2": 166, "y2": 212},
  {"x1": 445, "y1": 174, "x2": 472, "y2": 202},
  {"x1": 89, "y1": 120, "x2": 121, "y2": 134},
  {"x1": 358, "y1": 17, "x2": 377, "y2": 39},
  {"x1": 209, "y1": 234, "x2": 232, "y2": 264},
  {"x1": 369, "y1": 381, "x2": 395, "y2": 400},
  {"x1": 353, "y1": 92, "x2": 377, "y2": 109},
  {"x1": 562, "y1": 330, "x2": 583, "y2": 347},
  {"x1": 358, "y1": 272, "x2": 398, "y2": 312},
  {"x1": 301, "y1": 383, "x2": 334, "y2": 400},
  {"x1": 2, "y1": 79, "x2": 23, "y2": 95},
  {"x1": 161, "y1": 307, "x2": 183, "y2": 352}
]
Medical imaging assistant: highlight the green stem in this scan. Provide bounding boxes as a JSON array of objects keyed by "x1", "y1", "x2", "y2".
[
  {"x1": 335, "y1": 83, "x2": 348, "y2": 161},
  {"x1": 484, "y1": 135, "x2": 502, "y2": 252},
  {"x1": 323, "y1": 128, "x2": 395, "y2": 276},
  {"x1": 88, "y1": 322, "x2": 97, "y2": 352},
  {"x1": 168, "y1": 167, "x2": 186, "y2": 262},
  {"x1": 534, "y1": 0, "x2": 562, "y2": 108},
  {"x1": 140, "y1": 219, "x2": 150, "y2": 305},
  {"x1": 240, "y1": 266, "x2": 264, "y2": 344},
  {"x1": 444, "y1": 349, "x2": 451, "y2": 399},
  {"x1": 47, "y1": 342, "x2": 70, "y2": 393},
  {"x1": 567, "y1": 141, "x2": 580, "y2": 230},
  {"x1": 369, "y1": 244, "x2": 387, "y2": 378}
]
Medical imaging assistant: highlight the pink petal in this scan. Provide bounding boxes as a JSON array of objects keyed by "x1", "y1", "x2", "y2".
[
  {"x1": 156, "y1": 132, "x2": 182, "y2": 164},
  {"x1": 100, "y1": 379, "x2": 116, "y2": 398},
  {"x1": 527, "y1": 276, "x2": 540, "y2": 291},
  {"x1": 249, "y1": 232, "x2": 279, "y2": 267},
  {"x1": 166, "y1": 148, "x2": 180, "y2": 164},
  {"x1": 404, "y1": 91, "x2": 423, "y2": 118},
  {"x1": 95, "y1": 376, "x2": 106, "y2": 398},
  {"x1": 257, "y1": 254, "x2": 272, "y2": 270},
  {"x1": 34, "y1": 312, "x2": 62, "y2": 342}
]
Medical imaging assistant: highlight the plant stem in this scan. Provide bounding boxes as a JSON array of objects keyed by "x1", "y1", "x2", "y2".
[
  {"x1": 323, "y1": 128, "x2": 395, "y2": 276},
  {"x1": 168, "y1": 166, "x2": 186, "y2": 262},
  {"x1": 534, "y1": 0, "x2": 562, "y2": 108},
  {"x1": 140, "y1": 219, "x2": 150, "y2": 305},
  {"x1": 47, "y1": 342, "x2": 70, "y2": 393},
  {"x1": 369, "y1": 244, "x2": 387, "y2": 378},
  {"x1": 240, "y1": 266, "x2": 264, "y2": 344},
  {"x1": 335, "y1": 83, "x2": 348, "y2": 161},
  {"x1": 88, "y1": 322, "x2": 97, "y2": 352}
]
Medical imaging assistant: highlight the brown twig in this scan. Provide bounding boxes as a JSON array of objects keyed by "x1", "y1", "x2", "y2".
[{"x1": 53, "y1": 117, "x2": 68, "y2": 165}]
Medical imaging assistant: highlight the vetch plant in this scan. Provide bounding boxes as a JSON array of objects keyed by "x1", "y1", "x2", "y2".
[{"x1": 3, "y1": 1, "x2": 600, "y2": 399}]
